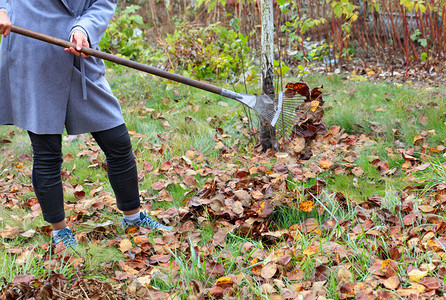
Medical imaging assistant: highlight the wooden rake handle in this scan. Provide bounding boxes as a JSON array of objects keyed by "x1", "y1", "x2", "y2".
[{"x1": 10, "y1": 25, "x2": 223, "y2": 96}]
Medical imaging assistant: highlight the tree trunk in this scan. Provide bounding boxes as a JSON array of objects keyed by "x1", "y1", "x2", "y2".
[{"x1": 260, "y1": 0, "x2": 277, "y2": 152}]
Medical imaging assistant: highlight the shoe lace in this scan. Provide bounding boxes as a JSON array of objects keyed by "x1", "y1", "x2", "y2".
[
  {"x1": 139, "y1": 215, "x2": 163, "y2": 229},
  {"x1": 122, "y1": 211, "x2": 171, "y2": 230},
  {"x1": 54, "y1": 228, "x2": 77, "y2": 249}
]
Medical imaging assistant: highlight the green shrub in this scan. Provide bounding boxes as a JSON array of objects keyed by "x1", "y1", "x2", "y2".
[
  {"x1": 100, "y1": 5, "x2": 146, "y2": 60},
  {"x1": 158, "y1": 20, "x2": 257, "y2": 83}
]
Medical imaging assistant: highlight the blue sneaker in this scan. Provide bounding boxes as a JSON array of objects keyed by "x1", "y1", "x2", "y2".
[
  {"x1": 122, "y1": 211, "x2": 172, "y2": 232},
  {"x1": 53, "y1": 228, "x2": 79, "y2": 250}
]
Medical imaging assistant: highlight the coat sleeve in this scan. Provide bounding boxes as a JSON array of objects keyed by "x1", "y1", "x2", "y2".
[
  {"x1": 72, "y1": 0, "x2": 118, "y2": 48},
  {"x1": 0, "y1": 0, "x2": 6, "y2": 9}
]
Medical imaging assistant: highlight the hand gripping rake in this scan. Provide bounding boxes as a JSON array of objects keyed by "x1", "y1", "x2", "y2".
[{"x1": 10, "y1": 25, "x2": 283, "y2": 127}]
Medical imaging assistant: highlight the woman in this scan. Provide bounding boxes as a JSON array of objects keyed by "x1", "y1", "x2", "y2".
[{"x1": 0, "y1": 0, "x2": 171, "y2": 250}]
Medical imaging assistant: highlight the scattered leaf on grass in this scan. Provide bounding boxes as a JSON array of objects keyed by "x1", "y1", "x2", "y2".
[
  {"x1": 254, "y1": 200, "x2": 273, "y2": 218},
  {"x1": 149, "y1": 254, "x2": 171, "y2": 264},
  {"x1": 213, "y1": 229, "x2": 227, "y2": 247},
  {"x1": 12, "y1": 274, "x2": 36, "y2": 284},
  {"x1": 382, "y1": 275, "x2": 400, "y2": 290},
  {"x1": 299, "y1": 200, "x2": 315, "y2": 213},
  {"x1": 261, "y1": 262, "x2": 277, "y2": 279},
  {"x1": 0, "y1": 226, "x2": 20, "y2": 239},
  {"x1": 287, "y1": 269, "x2": 304, "y2": 281},
  {"x1": 337, "y1": 266, "x2": 354, "y2": 282},
  {"x1": 319, "y1": 157, "x2": 333, "y2": 169},
  {"x1": 418, "y1": 276, "x2": 441, "y2": 290},
  {"x1": 20, "y1": 229, "x2": 36, "y2": 238},
  {"x1": 303, "y1": 246, "x2": 320, "y2": 256},
  {"x1": 151, "y1": 181, "x2": 165, "y2": 191},
  {"x1": 215, "y1": 276, "x2": 233, "y2": 285},
  {"x1": 403, "y1": 212, "x2": 418, "y2": 226},
  {"x1": 408, "y1": 269, "x2": 428, "y2": 282},
  {"x1": 119, "y1": 239, "x2": 133, "y2": 253}
]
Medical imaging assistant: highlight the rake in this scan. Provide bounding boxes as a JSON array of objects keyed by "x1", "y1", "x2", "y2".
[
  {"x1": 275, "y1": 82, "x2": 324, "y2": 139},
  {"x1": 10, "y1": 25, "x2": 285, "y2": 127}
]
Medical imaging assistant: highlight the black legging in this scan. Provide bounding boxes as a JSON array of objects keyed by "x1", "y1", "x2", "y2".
[{"x1": 28, "y1": 124, "x2": 140, "y2": 223}]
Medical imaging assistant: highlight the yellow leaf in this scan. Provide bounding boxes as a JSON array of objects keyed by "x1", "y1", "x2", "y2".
[
  {"x1": 119, "y1": 239, "x2": 133, "y2": 253},
  {"x1": 311, "y1": 228, "x2": 322, "y2": 235},
  {"x1": 215, "y1": 276, "x2": 234, "y2": 286},
  {"x1": 413, "y1": 134, "x2": 424, "y2": 144},
  {"x1": 397, "y1": 288, "x2": 421, "y2": 297},
  {"x1": 365, "y1": 68, "x2": 375, "y2": 76},
  {"x1": 299, "y1": 200, "x2": 315, "y2": 213},
  {"x1": 408, "y1": 269, "x2": 428, "y2": 282},
  {"x1": 381, "y1": 259, "x2": 392, "y2": 268},
  {"x1": 133, "y1": 235, "x2": 149, "y2": 246},
  {"x1": 427, "y1": 239, "x2": 444, "y2": 252},
  {"x1": 409, "y1": 282, "x2": 426, "y2": 293},
  {"x1": 136, "y1": 275, "x2": 152, "y2": 287},
  {"x1": 303, "y1": 246, "x2": 319, "y2": 256},
  {"x1": 319, "y1": 157, "x2": 333, "y2": 169},
  {"x1": 310, "y1": 100, "x2": 320, "y2": 112},
  {"x1": 350, "y1": 74, "x2": 367, "y2": 81},
  {"x1": 122, "y1": 264, "x2": 139, "y2": 275}
]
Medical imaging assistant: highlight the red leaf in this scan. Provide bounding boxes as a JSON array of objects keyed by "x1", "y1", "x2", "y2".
[
  {"x1": 143, "y1": 161, "x2": 154, "y2": 172},
  {"x1": 12, "y1": 274, "x2": 36, "y2": 284},
  {"x1": 402, "y1": 213, "x2": 418, "y2": 226},
  {"x1": 182, "y1": 175, "x2": 197, "y2": 186},
  {"x1": 285, "y1": 82, "x2": 310, "y2": 99},
  {"x1": 253, "y1": 200, "x2": 274, "y2": 218},
  {"x1": 418, "y1": 277, "x2": 441, "y2": 290},
  {"x1": 149, "y1": 254, "x2": 171, "y2": 264},
  {"x1": 74, "y1": 191, "x2": 85, "y2": 200},
  {"x1": 206, "y1": 260, "x2": 225, "y2": 279},
  {"x1": 151, "y1": 181, "x2": 165, "y2": 191}
]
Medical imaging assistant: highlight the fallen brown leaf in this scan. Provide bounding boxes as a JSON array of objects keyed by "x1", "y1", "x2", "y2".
[
  {"x1": 382, "y1": 275, "x2": 400, "y2": 290},
  {"x1": 260, "y1": 262, "x2": 277, "y2": 279},
  {"x1": 287, "y1": 269, "x2": 304, "y2": 281},
  {"x1": 0, "y1": 226, "x2": 20, "y2": 239}
]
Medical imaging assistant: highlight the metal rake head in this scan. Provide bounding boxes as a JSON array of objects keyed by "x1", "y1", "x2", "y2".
[
  {"x1": 250, "y1": 92, "x2": 283, "y2": 127},
  {"x1": 222, "y1": 90, "x2": 284, "y2": 127},
  {"x1": 274, "y1": 95, "x2": 306, "y2": 138},
  {"x1": 275, "y1": 82, "x2": 325, "y2": 139}
]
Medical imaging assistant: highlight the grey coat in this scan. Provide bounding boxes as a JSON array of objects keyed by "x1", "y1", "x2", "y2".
[{"x1": 0, "y1": 0, "x2": 124, "y2": 135}]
